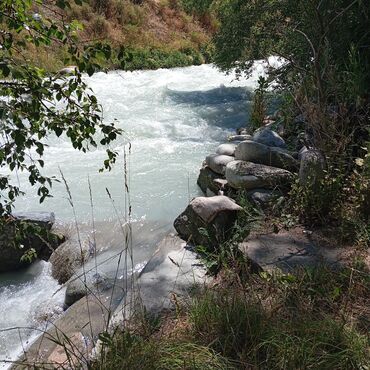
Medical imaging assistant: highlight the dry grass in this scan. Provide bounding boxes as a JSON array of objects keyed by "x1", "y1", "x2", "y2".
[{"x1": 23, "y1": 0, "x2": 213, "y2": 72}]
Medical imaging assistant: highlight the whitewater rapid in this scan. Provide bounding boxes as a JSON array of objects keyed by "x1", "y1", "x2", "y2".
[{"x1": 0, "y1": 61, "x2": 275, "y2": 367}]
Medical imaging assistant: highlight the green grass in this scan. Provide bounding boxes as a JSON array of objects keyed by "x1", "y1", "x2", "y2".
[
  {"x1": 94, "y1": 264, "x2": 369, "y2": 369},
  {"x1": 95, "y1": 332, "x2": 235, "y2": 370},
  {"x1": 187, "y1": 266, "x2": 369, "y2": 369}
]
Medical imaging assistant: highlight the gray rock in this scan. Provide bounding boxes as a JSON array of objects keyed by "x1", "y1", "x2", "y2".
[
  {"x1": 110, "y1": 234, "x2": 207, "y2": 326},
  {"x1": 299, "y1": 149, "x2": 326, "y2": 188},
  {"x1": 50, "y1": 231, "x2": 94, "y2": 284},
  {"x1": 239, "y1": 228, "x2": 343, "y2": 272},
  {"x1": 197, "y1": 165, "x2": 221, "y2": 194},
  {"x1": 225, "y1": 160, "x2": 294, "y2": 190},
  {"x1": 58, "y1": 66, "x2": 78, "y2": 76},
  {"x1": 215, "y1": 143, "x2": 237, "y2": 156},
  {"x1": 213, "y1": 179, "x2": 229, "y2": 195},
  {"x1": 228, "y1": 134, "x2": 252, "y2": 142},
  {"x1": 235, "y1": 140, "x2": 298, "y2": 171},
  {"x1": 248, "y1": 189, "x2": 278, "y2": 209},
  {"x1": 64, "y1": 272, "x2": 112, "y2": 307},
  {"x1": 252, "y1": 127, "x2": 286, "y2": 148},
  {"x1": 298, "y1": 146, "x2": 308, "y2": 161},
  {"x1": 174, "y1": 196, "x2": 242, "y2": 248},
  {"x1": 236, "y1": 127, "x2": 253, "y2": 135},
  {"x1": 12, "y1": 211, "x2": 55, "y2": 229},
  {"x1": 205, "y1": 154, "x2": 234, "y2": 175},
  {"x1": 206, "y1": 188, "x2": 217, "y2": 197},
  {"x1": 0, "y1": 212, "x2": 64, "y2": 273}
]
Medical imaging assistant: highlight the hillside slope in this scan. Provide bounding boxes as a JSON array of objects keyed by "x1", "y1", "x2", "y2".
[{"x1": 28, "y1": 0, "x2": 215, "y2": 71}]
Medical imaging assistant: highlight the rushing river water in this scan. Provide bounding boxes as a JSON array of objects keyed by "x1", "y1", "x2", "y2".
[{"x1": 0, "y1": 62, "x2": 275, "y2": 367}]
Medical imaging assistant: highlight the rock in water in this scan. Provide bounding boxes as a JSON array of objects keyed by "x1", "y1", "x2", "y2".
[
  {"x1": 205, "y1": 154, "x2": 234, "y2": 175},
  {"x1": 0, "y1": 212, "x2": 64, "y2": 273},
  {"x1": 216, "y1": 143, "x2": 237, "y2": 156},
  {"x1": 49, "y1": 231, "x2": 94, "y2": 284},
  {"x1": 64, "y1": 272, "x2": 112, "y2": 307},
  {"x1": 252, "y1": 127, "x2": 286, "y2": 148},
  {"x1": 235, "y1": 140, "x2": 298, "y2": 171},
  {"x1": 225, "y1": 160, "x2": 294, "y2": 190},
  {"x1": 174, "y1": 196, "x2": 242, "y2": 248}
]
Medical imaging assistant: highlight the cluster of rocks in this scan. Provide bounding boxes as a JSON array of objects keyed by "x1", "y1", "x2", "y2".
[
  {"x1": 175, "y1": 118, "x2": 326, "y2": 249},
  {"x1": 199, "y1": 126, "x2": 298, "y2": 199},
  {"x1": 0, "y1": 211, "x2": 106, "y2": 309},
  {"x1": 0, "y1": 212, "x2": 65, "y2": 273}
]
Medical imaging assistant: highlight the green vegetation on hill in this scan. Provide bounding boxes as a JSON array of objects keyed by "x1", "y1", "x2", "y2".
[{"x1": 23, "y1": 0, "x2": 215, "y2": 71}]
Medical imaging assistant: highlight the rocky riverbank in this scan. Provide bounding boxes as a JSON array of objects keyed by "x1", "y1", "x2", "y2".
[{"x1": 5, "y1": 115, "x2": 360, "y2": 368}]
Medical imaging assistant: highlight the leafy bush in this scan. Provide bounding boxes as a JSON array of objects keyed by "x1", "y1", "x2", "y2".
[
  {"x1": 250, "y1": 76, "x2": 269, "y2": 129},
  {"x1": 181, "y1": 0, "x2": 214, "y2": 15},
  {"x1": 116, "y1": 47, "x2": 203, "y2": 71},
  {"x1": 0, "y1": 0, "x2": 121, "y2": 215}
]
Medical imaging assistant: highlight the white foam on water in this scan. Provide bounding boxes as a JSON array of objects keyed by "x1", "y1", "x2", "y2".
[
  {"x1": 10, "y1": 62, "x2": 274, "y2": 223},
  {"x1": 0, "y1": 261, "x2": 65, "y2": 369}
]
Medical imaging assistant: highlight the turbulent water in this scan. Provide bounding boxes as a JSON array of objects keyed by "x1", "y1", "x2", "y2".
[{"x1": 0, "y1": 61, "x2": 276, "y2": 367}]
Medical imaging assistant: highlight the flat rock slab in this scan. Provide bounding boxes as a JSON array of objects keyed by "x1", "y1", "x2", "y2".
[
  {"x1": 239, "y1": 228, "x2": 344, "y2": 272},
  {"x1": 111, "y1": 234, "x2": 207, "y2": 326}
]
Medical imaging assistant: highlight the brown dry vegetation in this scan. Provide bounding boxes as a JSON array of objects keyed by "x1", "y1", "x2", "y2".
[{"x1": 25, "y1": 0, "x2": 214, "y2": 71}]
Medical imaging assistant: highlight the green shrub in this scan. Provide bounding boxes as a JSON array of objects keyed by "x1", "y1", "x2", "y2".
[
  {"x1": 181, "y1": 0, "x2": 214, "y2": 16},
  {"x1": 116, "y1": 47, "x2": 203, "y2": 71},
  {"x1": 250, "y1": 76, "x2": 269, "y2": 130}
]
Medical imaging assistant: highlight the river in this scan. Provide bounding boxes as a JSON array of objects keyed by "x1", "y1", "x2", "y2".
[{"x1": 0, "y1": 61, "x2": 273, "y2": 367}]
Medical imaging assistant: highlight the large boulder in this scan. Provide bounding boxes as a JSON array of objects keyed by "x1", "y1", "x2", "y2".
[
  {"x1": 0, "y1": 212, "x2": 64, "y2": 273},
  {"x1": 252, "y1": 127, "x2": 286, "y2": 148},
  {"x1": 225, "y1": 160, "x2": 294, "y2": 190},
  {"x1": 49, "y1": 231, "x2": 94, "y2": 284},
  {"x1": 299, "y1": 149, "x2": 326, "y2": 188},
  {"x1": 174, "y1": 196, "x2": 242, "y2": 248},
  {"x1": 205, "y1": 154, "x2": 234, "y2": 175},
  {"x1": 235, "y1": 140, "x2": 298, "y2": 171},
  {"x1": 216, "y1": 143, "x2": 237, "y2": 156}
]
